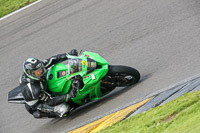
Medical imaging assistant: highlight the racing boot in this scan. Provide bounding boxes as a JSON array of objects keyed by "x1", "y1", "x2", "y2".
[
  {"x1": 54, "y1": 103, "x2": 70, "y2": 117},
  {"x1": 37, "y1": 103, "x2": 70, "y2": 118},
  {"x1": 33, "y1": 111, "x2": 58, "y2": 118}
]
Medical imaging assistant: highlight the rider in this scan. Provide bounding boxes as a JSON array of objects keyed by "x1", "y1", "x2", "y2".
[{"x1": 20, "y1": 49, "x2": 79, "y2": 118}]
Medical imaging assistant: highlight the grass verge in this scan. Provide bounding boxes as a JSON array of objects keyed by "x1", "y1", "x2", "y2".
[
  {"x1": 99, "y1": 90, "x2": 200, "y2": 133},
  {"x1": 0, "y1": 0, "x2": 37, "y2": 18}
]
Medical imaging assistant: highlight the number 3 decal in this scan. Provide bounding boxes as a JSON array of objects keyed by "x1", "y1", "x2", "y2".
[{"x1": 82, "y1": 61, "x2": 88, "y2": 67}]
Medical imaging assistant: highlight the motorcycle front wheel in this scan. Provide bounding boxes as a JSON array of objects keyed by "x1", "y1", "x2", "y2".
[{"x1": 107, "y1": 65, "x2": 140, "y2": 87}]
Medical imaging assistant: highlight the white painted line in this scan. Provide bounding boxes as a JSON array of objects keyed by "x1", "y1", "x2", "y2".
[{"x1": 0, "y1": 0, "x2": 42, "y2": 21}]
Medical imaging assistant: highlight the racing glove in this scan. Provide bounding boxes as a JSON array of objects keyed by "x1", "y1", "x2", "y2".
[
  {"x1": 66, "y1": 89, "x2": 77, "y2": 102},
  {"x1": 66, "y1": 76, "x2": 84, "y2": 102},
  {"x1": 69, "y1": 49, "x2": 78, "y2": 56}
]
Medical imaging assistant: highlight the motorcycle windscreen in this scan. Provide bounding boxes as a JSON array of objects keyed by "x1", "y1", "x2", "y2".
[
  {"x1": 8, "y1": 86, "x2": 25, "y2": 104},
  {"x1": 68, "y1": 58, "x2": 83, "y2": 74}
]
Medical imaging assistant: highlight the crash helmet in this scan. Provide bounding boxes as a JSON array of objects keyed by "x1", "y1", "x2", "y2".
[{"x1": 23, "y1": 57, "x2": 47, "y2": 80}]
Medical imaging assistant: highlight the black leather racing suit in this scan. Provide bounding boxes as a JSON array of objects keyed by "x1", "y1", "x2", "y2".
[{"x1": 20, "y1": 53, "x2": 70, "y2": 116}]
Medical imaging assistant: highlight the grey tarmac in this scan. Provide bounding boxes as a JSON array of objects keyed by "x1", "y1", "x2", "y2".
[{"x1": 1, "y1": 0, "x2": 200, "y2": 133}]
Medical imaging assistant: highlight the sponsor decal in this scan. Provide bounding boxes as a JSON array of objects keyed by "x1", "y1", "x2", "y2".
[
  {"x1": 57, "y1": 71, "x2": 66, "y2": 78},
  {"x1": 82, "y1": 60, "x2": 89, "y2": 67},
  {"x1": 62, "y1": 71, "x2": 66, "y2": 76},
  {"x1": 90, "y1": 73, "x2": 95, "y2": 80},
  {"x1": 85, "y1": 76, "x2": 89, "y2": 79}
]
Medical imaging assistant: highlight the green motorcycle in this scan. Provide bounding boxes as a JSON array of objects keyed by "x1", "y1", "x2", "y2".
[{"x1": 8, "y1": 51, "x2": 140, "y2": 117}]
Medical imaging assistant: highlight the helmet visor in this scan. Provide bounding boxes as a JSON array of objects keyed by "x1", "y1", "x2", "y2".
[
  {"x1": 34, "y1": 67, "x2": 43, "y2": 77},
  {"x1": 32, "y1": 65, "x2": 46, "y2": 79}
]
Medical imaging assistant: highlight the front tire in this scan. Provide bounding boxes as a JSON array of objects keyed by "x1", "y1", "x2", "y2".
[{"x1": 108, "y1": 65, "x2": 140, "y2": 86}]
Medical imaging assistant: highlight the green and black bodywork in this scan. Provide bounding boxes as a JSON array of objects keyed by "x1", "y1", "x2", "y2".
[{"x1": 47, "y1": 51, "x2": 110, "y2": 105}]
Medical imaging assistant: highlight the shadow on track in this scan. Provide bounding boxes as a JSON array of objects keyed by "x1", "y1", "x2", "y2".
[{"x1": 34, "y1": 74, "x2": 152, "y2": 132}]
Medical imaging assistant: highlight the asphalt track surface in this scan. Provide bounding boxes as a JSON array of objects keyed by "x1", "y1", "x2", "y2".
[{"x1": 1, "y1": 0, "x2": 200, "y2": 132}]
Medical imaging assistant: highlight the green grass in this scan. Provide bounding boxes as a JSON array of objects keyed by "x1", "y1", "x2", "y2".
[
  {"x1": 0, "y1": 0, "x2": 36, "y2": 18},
  {"x1": 99, "y1": 90, "x2": 200, "y2": 133}
]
